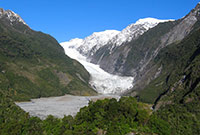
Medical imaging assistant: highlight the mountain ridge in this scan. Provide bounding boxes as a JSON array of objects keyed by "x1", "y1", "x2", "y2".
[
  {"x1": 0, "y1": 8, "x2": 27, "y2": 26},
  {"x1": 61, "y1": 18, "x2": 172, "y2": 62},
  {"x1": 61, "y1": 30, "x2": 120, "y2": 57},
  {"x1": 0, "y1": 8, "x2": 97, "y2": 101}
]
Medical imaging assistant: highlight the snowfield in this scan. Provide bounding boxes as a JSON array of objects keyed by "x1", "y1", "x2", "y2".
[{"x1": 60, "y1": 42, "x2": 134, "y2": 94}]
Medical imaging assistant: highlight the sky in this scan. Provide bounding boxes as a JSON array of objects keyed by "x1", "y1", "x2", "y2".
[{"x1": 1, "y1": 0, "x2": 200, "y2": 42}]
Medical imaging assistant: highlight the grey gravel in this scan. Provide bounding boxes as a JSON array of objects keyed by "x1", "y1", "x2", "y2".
[{"x1": 16, "y1": 94, "x2": 120, "y2": 119}]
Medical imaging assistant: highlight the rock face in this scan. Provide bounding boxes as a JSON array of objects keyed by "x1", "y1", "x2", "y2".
[
  {"x1": 89, "y1": 18, "x2": 173, "y2": 75},
  {"x1": 62, "y1": 18, "x2": 171, "y2": 75},
  {"x1": 123, "y1": 3, "x2": 200, "y2": 98},
  {"x1": 0, "y1": 8, "x2": 27, "y2": 26},
  {"x1": 107, "y1": 18, "x2": 171, "y2": 48},
  {"x1": 61, "y1": 3, "x2": 200, "y2": 96},
  {"x1": 93, "y1": 3, "x2": 200, "y2": 89}
]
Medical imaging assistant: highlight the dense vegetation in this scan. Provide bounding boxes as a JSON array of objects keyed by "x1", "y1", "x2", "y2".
[
  {"x1": 0, "y1": 92, "x2": 170, "y2": 135},
  {"x1": 135, "y1": 24, "x2": 200, "y2": 134},
  {"x1": 0, "y1": 18, "x2": 96, "y2": 101}
]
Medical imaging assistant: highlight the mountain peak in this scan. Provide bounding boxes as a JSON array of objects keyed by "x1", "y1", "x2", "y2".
[
  {"x1": 0, "y1": 8, "x2": 27, "y2": 26},
  {"x1": 61, "y1": 30, "x2": 120, "y2": 56},
  {"x1": 135, "y1": 17, "x2": 173, "y2": 25},
  {"x1": 107, "y1": 18, "x2": 173, "y2": 48},
  {"x1": 91, "y1": 30, "x2": 120, "y2": 36},
  {"x1": 195, "y1": 2, "x2": 200, "y2": 11},
  {"x1": 61, "y1": 18, "x2": 173, "y2": 57}
]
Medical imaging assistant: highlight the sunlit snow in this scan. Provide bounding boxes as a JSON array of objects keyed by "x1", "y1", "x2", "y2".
[
  {"x1": 60, "y1": 18, "x2": 175, "y2": 94},
  {"x1": 60, "y1": 42, "x2": 134, "y2": 94}
]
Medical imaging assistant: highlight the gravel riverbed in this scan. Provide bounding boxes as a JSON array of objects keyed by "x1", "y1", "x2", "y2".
[{"x1": 16, "y1": 94, "x2": 120, "y2": 119}]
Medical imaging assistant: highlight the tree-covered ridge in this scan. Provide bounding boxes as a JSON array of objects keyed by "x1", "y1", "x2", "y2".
[
  {"x1": 73, "y1": 97, "x2": 170, "y2": 135},
  {"x1": 0, "y1": 92, "x2": 170, "y2": 135},
  {"x1": 136, "y1": 24, "x2": 200, "y2": 103},
  {"x1": 154, "y1": 27, "x2": 200, "y2": 135},
  {"x1": 134, "y1": 23, "x2": 200, "y2": 134},
  {"x1": 137, "y1": 25, "x2": 200, "y2": 104},
  {"x1": 0, "y1": 16, "x2": 96, "y2": 101}
]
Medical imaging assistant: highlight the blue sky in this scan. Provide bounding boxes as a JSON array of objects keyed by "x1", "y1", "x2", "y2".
[{"x1": 1, "y1": 0, "x2": 199, "y2": 42}]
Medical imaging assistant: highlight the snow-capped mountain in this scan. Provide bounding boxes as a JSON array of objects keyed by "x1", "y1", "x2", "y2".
[
  {"x1": 0, "y1": 8, "x2": 27, "y2": 26},
  {"x1": 61, "y1": 30, "x2": 120, "y2": 57},
  {"x1": 60, "y1": 18, "x2": 172, "y2": 94},
  {"x1": 62, "y1": 38, "x2": 84, "y2": 49},
  {"x1": 109, "y1": 18, "x2": 172, "y2": 48},
  {"x1": 62, "y1": 18, "x2": 172, "y2": 58}
]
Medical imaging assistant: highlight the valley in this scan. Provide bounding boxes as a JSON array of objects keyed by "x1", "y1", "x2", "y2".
[
  {"x1": 60, "y1": 41, "x2": 134, "y2": 94},
  {"x1": 0, "y1": 2, "x2": 200, "y2": 135}
]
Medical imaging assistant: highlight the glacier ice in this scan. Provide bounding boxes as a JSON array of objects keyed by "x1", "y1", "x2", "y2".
[
  {"x1": 60, "y1": 42, "x2": 134, "y2": 94},
  {"x1": 60, "y1": 18, "x2": 173, "y2": 94}
]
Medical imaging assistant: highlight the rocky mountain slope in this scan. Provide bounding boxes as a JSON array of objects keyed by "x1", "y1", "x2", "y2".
[
  {"x1": 147, "y1": 22, "x2": 200, "y2": 135},
  {"x1": 122, "y1": 3, "x2": 200, "y2": 97},
  {"x1": 77, "y1": 4, "x2": 198, "y2": 85},
  {"x1": 0, "y1": 8, "x2": 96, "y2": 101},
  {"x1": 61, "y1": 18, "x2": 172, "y2": 94},
  {"x1": 101, "y1": 18, "x2": 172, "y2": 53},
  {"x1": 63, "y1": 18, "x2": 170, "y2": 62},
  {"x1": 88, "y1": 3, "x2": 200, "y2": 96},
  {"x1": 0, "y1": 8, "x2": 27, "y2": 25},
  {"x1": 89, "y1": 4, "x2": 200, "y2": 134},
  {"x1": 61, "y1": 30, "x2": 120, "y2": 57}
]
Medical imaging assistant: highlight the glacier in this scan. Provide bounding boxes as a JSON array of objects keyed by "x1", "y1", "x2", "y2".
[
  {"x1": 60, "y1": 18, "x2": 174, "y2": 94},
  {"x1": 60, "y1": 42, "x2": 134, "y2": 94}
]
